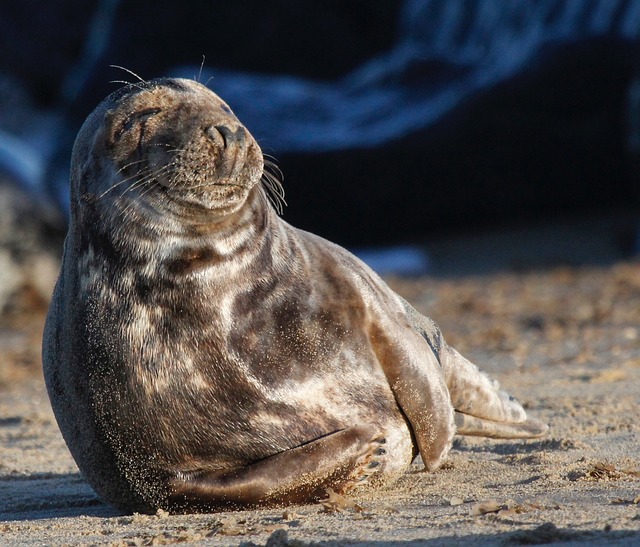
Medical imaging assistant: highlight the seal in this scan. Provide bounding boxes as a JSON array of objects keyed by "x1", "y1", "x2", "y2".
[{"x1": 43, "y1": 77, "x2": 548, "y2": 514}]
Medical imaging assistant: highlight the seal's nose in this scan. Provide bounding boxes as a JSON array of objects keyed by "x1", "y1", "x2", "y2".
[{"x1": 209, "y1": 125, "x2": 246, "y2": 148}]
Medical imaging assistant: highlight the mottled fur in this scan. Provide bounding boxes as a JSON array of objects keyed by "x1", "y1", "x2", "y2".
[{"x1": 43, "y1": 78, "x2": 547, "y2": 514}]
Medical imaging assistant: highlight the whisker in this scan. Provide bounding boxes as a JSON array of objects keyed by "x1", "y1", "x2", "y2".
[
  {"x1": 124, "y1": 172, "x2": 156, "y2": 196},
  {"x1": 261, "y1": 157, "x2": 287, "y2": 215},
  {"x1": 120, "y1": 178, "x2": 161, "y2": 220},
  {"x1": 123, "y1": 164, "x2": 172, "y2": 196},
  {"x1": 99, "y1": 166, "x2": 151, "y2": 198},
  {"x1": 110, "y1": 65, "x2": 146, "y2": 83},
  {"x1": 151, "y1": 143, "x2": 182, "y2": 149},
  {"x1": 196, "y1": 55, "x2": 206, "y2": 83},
  {"x1": 100, "y1": 159, "x2": 173, "y2": 200},
  {"x1": 116, "y1": 158, "x2": 147, "y2": 175},
  {"x1": 109, "y1": 80, "x2": 146, "y2": 91}
]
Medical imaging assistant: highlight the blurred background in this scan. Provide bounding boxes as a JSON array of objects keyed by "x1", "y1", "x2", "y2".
[{"x1": 0, "y1": 0, "x2": 639, "y2": 312}]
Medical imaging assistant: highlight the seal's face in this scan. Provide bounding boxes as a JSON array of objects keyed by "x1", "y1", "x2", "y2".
[{"x1": 81, "y1": 78, "x2": 264, "y2": 221}]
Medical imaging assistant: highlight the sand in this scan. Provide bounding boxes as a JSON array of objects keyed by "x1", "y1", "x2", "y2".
[{"x1": 1, "y1": 262, "x2": 639, "y2": 546}]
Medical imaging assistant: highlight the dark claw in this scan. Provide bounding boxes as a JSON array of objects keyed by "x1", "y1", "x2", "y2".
[
  {"x1": 375, "y1": 447, "x2": 387, "y2": 456},
  {"x1": 368, "y1": 461, "x2": 380, "y2": 469}
]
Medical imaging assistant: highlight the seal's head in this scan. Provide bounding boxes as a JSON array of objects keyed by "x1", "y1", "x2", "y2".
[{"x1": 71, "y1": 78, "x2": 270, "y2": 224}]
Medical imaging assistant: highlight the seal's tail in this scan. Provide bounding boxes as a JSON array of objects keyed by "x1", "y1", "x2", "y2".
[{"x1": 400, "y1": 297, "x2": 548, "y2": 439}]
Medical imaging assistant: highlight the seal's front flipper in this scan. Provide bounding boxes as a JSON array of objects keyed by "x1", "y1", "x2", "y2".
[
  {"x1": 455, "y1": 411, "x2": 548, "y2": 439},
  {"x1": 369, "y1": 320, "x2": 455, "y2": 472},
  {"x1": 165, "y1": 425, "x2": 386, "y2": 512}
]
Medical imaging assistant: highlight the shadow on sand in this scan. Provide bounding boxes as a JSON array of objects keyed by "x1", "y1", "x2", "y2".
[{"x1": 0, "y1": 471, "x2": 121, "y2": 521}]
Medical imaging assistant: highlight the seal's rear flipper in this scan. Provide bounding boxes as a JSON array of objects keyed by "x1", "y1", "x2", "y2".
[
  {"x1": 455, "y1": 411, "x2": 549, "y2": 439},
  {"x1": 400, "y1": 297, "x2": 548, "y2": 437},
  {"x1": 165, "y1": 425, "x2": 386, "y2": 513}
]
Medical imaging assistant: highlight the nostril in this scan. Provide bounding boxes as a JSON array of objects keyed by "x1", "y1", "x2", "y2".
[
  {"x1": 205, "y1": 125, "x2": 227, "y2": 147},
  {"x1": 214, "y1": 125, "x2": 231, "y2": 148},
  {"x1": 233, "y1": 126, "x2": 246, "y2": 145},
  {"x1": 209, "y1": 125, "x2": 245, "y2": 148}
]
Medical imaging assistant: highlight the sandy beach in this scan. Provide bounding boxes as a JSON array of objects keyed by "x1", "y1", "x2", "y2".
[{"x1": 1, "y1": 262, "x2": 639, "y2": 546}]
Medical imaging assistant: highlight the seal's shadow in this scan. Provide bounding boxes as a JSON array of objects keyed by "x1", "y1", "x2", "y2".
[
  {"x1": 0, "y1": 472, "x2": 121, "y2": 521},
  {"x1": 452, "y1": 436, "x2": 568, "y2": 455}
]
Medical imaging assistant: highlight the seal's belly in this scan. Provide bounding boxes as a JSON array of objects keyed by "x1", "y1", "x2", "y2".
[{"x1": 117, "y1": 341, "x2": 405, "y2": 471}]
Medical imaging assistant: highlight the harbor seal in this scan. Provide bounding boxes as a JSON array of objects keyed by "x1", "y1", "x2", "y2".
[{"x1": 43, "y1": 77, "x2": 547, "y2": 514}]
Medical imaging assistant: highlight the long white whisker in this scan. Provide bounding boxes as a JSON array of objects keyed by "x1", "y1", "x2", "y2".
[
  {"x1": 120, "y1": 178, "x2": 161, "y2": 220},
  {"x1": 110, "y1": 65, "x2": 146, "y2": 83},
  {"x1": 109, "y1": 80, "x2": 146, "y2": 91},
  {"x1": 100, "y1": 159, "x2": 174, "y2": 200},
  {"x1": 123, "y1": 164, "x2": 173, "y2": 196},
  {"x1": 260, "y1": 156, "x2": 287, "y2": 214},
  {"x1": 196, "y1": 55, "x2": 206, "y2": 83},
  {"x1": 116, "y1": 158, "x2": 147, "y2": 174},
  {"x1": 99, "y1": 166, "x2": 152, "y2": 198}
]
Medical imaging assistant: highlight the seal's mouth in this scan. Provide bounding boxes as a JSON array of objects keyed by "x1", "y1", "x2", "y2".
[
  {"x1": 151, "y1": 179, "x2": 256, "y2": 220},
  {"x1": 143, "y1": 120, "x2": 264, "y2": 200}
]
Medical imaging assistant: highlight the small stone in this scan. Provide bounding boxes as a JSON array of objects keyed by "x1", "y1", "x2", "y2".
[{"x1": 470, "y1": 499, "x2": 505, "y2": 516}]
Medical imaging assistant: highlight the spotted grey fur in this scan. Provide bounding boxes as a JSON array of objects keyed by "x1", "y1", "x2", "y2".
[{"x1": 43, "y1": 78, "x2": 547, "y2": 514}]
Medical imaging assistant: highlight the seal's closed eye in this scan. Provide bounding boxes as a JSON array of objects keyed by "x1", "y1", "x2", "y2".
[{"x1": 118, "y1": 107, "x2": 162, "y2": 139}]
